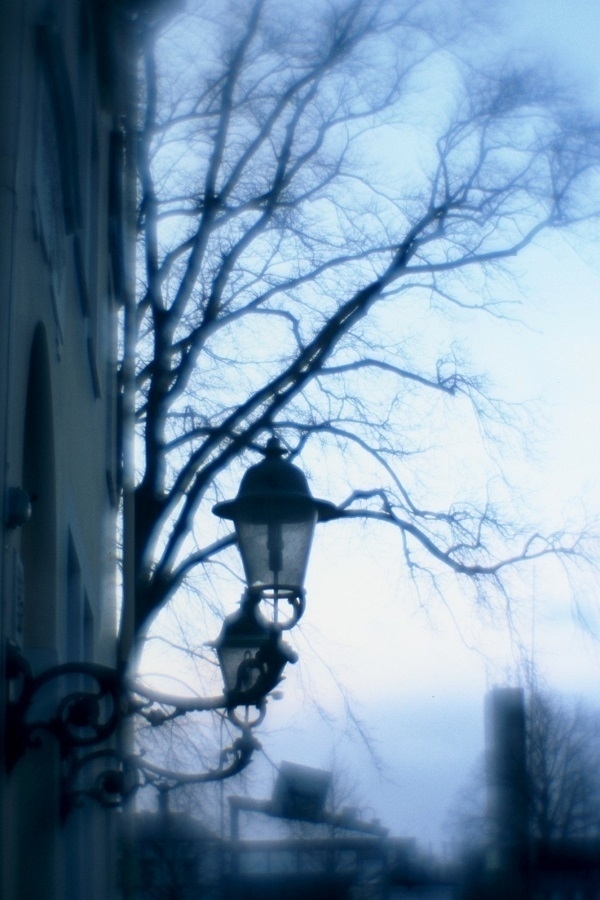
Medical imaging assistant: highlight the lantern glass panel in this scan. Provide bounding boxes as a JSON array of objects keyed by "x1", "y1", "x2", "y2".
[
  {"x1": 236, "y1": 512, "x2": 317, "y2": 591},
  {"x1": 218, "y1": 646, "x2": 263, "y2": 695}
]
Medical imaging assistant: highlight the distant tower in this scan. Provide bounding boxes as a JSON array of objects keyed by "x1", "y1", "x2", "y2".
[{"x1": 485, "y1": 687, "x2": 529, "y2": 899}]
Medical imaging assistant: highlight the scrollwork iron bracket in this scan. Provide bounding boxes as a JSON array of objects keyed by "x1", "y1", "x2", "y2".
[
  {"x1": 5, "y1": 641, "x2": 125, "y2": 772},
  {"x1": 5, "y1": 641, "x2": 266, "y2": 816},
  {"x1": 61, "y1": 749, "x2": 140, "y2": 820}
]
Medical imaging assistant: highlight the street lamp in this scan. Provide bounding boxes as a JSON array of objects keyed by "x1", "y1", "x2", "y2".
[
  {"x1": 6, "y1": 435, "x2": 339, "y2": 811},
  {"x1": 212, "y1": 436, "x2": 339, "y2": 703},
  {"x1": 213, "y1": 598, "x2": 298, "y2": 708},
  {"x1": 213, "y1": 436, "x2": 339, "y2": 627}
]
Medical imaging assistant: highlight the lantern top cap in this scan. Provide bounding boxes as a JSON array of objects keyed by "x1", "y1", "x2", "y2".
[
  {"x1": 212, "y1": 436, "x2": 340, "y2": 522},
  {"x1": 211, "y1": 597, "x2": 268, "y2": 648}
]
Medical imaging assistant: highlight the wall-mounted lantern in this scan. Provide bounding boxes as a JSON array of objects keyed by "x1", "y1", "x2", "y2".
[
  {"x1": 213, "y1": 436, "x2": 339, "y2": 627},
  {"x1": 5, "y1": 436, "x2": 339, "y2": 812}
]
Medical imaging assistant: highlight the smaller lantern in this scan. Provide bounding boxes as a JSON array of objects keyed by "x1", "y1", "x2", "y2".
[
  {"x1": 213, "y1": 437, "x2": 339, "y2": 598},
  {"x1": 213, "y1": 599, "x2": 298, "y2": 707}
]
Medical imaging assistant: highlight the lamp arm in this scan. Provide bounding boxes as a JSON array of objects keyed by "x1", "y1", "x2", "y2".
[
  {"x1": 137, "y1": 726, "x2": 261, "y2": 791},
  {"x1": 61, "y1": 723, "x2": 262, "y2": 815},
  {"x1": 6, "y1": 641, "x2": 268, "y2": 766},
  {"x1": 129, "y1": 679, "x2": 231, "y2": 721},
  {"x1": 132, "y1": 676, "x2": 272, "y2": 725},
  {"x1": 5, "y1": 642, "x2": 264, "y2": 784}
]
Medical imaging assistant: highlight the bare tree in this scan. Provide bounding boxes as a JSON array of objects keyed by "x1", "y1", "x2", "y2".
[
  {"x1": 448, "y1": 690, "x2": 600, "y2": 853},
  {"x1": 124, "y1": 798, "x2": 222, "y2": 899},
  {"x1": 527, "y1": 692, "x2": 600, "y2": 847},
  {"x1": 125, "y1": 0, "x2": 600, "y2": 654}
]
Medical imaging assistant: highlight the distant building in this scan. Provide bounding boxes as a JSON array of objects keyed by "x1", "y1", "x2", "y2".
[
  {"x1": 125, "y1": 763, "x2": 455, "y2": 899},
  {"x1": 126, "y1": 812, "x2": 453, "y2": 900},
  {"x1": 0, "y1": 2, "x2": 136, "y2": 898},
  {"x1": 484, "y1": 686, "x2": 529, "y2": 898},
  {"x1": 459, "y1": 687, "x2": 600, "y2": 899}
]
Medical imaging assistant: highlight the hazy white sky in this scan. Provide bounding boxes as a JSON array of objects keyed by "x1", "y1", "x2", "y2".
[
  {"x1": 139, "y1": 0, "x2": 600, "y2": 852},
  {"x1": 238, "y1": 0, "x2": 600, "y2": 850}
]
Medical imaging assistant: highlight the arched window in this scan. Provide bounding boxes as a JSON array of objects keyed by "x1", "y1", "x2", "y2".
[{"x1": 21, "y1": 324, "x2": 57, "y2": 650}]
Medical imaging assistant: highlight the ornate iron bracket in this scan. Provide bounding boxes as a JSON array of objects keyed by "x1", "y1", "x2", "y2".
[
  {"x1": 61, "y1": 748, "x2": 140, "y2": 820},
  {"x1": 5, "y1": 642, "x2": 265, "y2": 816},
  {"x1": 5, "y1": 641, "x2": 124, "y2": 772}
]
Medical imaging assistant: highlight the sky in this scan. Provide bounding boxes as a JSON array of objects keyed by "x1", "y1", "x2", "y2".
[
  {"x1": 138, "y1": 0, "x2": 600, "y2": 853},
  {"x1": 240, "y1": 0, "x2": 600, "y2": 852}
]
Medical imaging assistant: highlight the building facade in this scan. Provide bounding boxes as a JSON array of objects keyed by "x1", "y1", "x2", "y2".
[{"x1": 0, "y1": 2, "x2": 136, "y2": 897}]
